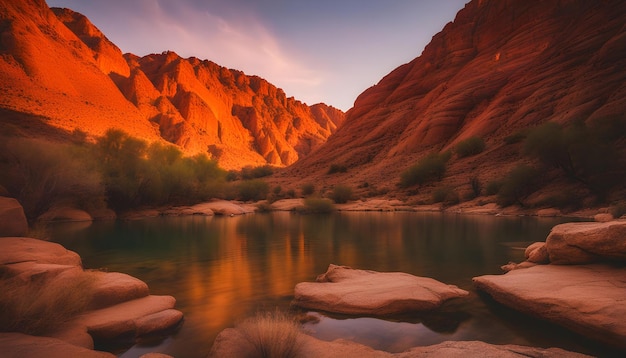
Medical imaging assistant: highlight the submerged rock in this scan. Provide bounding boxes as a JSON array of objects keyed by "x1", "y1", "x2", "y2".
[
  {"x1": 293, "y1": 264, "x2": 468, "y2": 315},
  {"x1": 473, "y1": 264, "x2": 626, "y2": 350}
]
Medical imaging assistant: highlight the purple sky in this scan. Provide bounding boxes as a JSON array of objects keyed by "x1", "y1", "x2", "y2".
[{"x1": 46, "y1": 0, "x2": 468, "y2": 111}]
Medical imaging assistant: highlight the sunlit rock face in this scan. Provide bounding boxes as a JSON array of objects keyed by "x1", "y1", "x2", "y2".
[
  {"x1": 284, "y1": 0, "x2": 626, "y2": 192},
  {"x1": 0, "y1": 0, "x2": 343, "y2": 170}
]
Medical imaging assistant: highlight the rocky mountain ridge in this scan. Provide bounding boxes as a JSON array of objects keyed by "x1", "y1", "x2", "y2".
[
  {"x1": 281, "y1": 0, "x2": 626, "y2": 203},
  {"x1": 0, "y1": 0, "x2": 343, "y2": 169}
]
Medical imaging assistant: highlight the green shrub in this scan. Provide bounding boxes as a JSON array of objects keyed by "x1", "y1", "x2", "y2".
[
  {"x1": 301, "y1": 183, "x2": 315, "y2": 197},
  {"x1": 327, "y1": 163, "x2": 347, "y2": 174},
  {"x1": 329, "y1": 185, "x2": 353, "y2": 204},
  {"x1": 485, "y1": 180, "x2": 502, "y2": 195},
  {"x1": 242, "y1": 165, "x2": 274, "y2": 180},
  {"x1": 256, "y1": 201, "x2": 274, "y2": 212},
  {"x1": 299, "y1": 197, "x2": 336, "y2": 214},
  {"x1": 431, "y1": 186, "x2": 459, "y2": 206},
  {"x1": 455, "y1": 136, "x2": 485, "y2": 158},
  {"x1": 496, "y1": 165, "x2": 540, "y2": 207},
  {"x1": 237, "y1": 180, "x2": 269, "y2": 202},
  {"x1": 236, "y1": 310, "x2": 302, "y2": 358},
  {"x1": 0, "y1": 137, "x2": 104, "y2": 219},
  {"x1": 400, "y1": 151, "x2": 451, "y2": 188}
]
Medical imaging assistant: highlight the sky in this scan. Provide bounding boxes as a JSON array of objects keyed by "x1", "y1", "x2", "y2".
[{"x1": 46, "y1": 0, "x2": 468, "y2": 111}]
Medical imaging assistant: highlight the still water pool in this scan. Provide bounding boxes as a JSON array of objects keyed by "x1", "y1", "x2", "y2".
[{"x1": 48, "y1": 212, "x2": 604, "y2": 357}]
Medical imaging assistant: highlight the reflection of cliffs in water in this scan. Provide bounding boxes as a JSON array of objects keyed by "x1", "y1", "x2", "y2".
[{"x1": 47, "y1": 213, "x2": 590, "y2": 356}]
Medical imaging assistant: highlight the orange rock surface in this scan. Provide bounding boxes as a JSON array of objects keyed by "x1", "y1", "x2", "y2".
[{"x1": 0, "y1": 0, "x2": 343, "y2": 170}]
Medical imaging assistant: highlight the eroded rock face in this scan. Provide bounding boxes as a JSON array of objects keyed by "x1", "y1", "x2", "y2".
[
  {"x1": 0, "y1": 0, "x2": 344, "y2": 170},
  {"x1": 0, "y1": 197, "x2": 28, "y2": 237},
  {"x1": 293, "y1": 264, "x2": 468, "y2": 315},
  {"x1": 546, "y1": 221, "x2": 626, "y2": 264},
  {"x1": 473, "y1": 264, "x2": 626, "y2": 350},
  {"x1": 284, "y1": 0, "x2": 626, "y2": 196}
]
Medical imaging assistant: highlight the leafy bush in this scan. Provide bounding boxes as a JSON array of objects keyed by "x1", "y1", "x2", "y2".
[
  {"x1": 455, "y1": 136, "x2": 485, "y2": 158},
  {"x1": 237, "y1": 180, "x2": 269, "y2": 202},
  {"x1": 298, "y1": 197, "x2": 336, "y2": 214},
  {"x1": 522, "y1": 119, "x2": 623, "y2": 195},
  {"x1": 400, "y1": 151, "x2": 451, "y2": 188},
  {"x1": 485, "y1": 180, "x2": 502, "y2": 195},
  {"x1": 496, "y1": 165, "x2": 540, "y2": 207},
  {"x1": 329, "y1": 185, "x2": 353, "y2": 204},
  {"x1": 236, "y1": 310, "x2": 302, "y2": 358},
  {"x1": 327, "y1": 163, "x2": 347, "y2": 174},
  {"x1": 431, "y1": 186, "x2": 459, "y2": 206},
  {"x1": 0, "y1": 137, "x2": 104, "y2": 219},
  {"x1": 300, "y1": 183, "x2": 315, "y2": 197},
  {"x1": 241, "y1": 165, "x2": 274, "y2": 180}
]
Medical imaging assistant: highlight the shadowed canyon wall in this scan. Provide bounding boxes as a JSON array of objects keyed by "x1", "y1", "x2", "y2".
[{"x1": 282, "y1": 0, "x2": 626, "y2": 199}]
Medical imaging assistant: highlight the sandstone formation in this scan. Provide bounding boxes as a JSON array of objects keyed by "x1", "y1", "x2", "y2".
[
  {"x1": 545, "y1": 221, "x2": 626, "y2": 264},
  {"x1": 473, "y1": 264, "x2": 626, "y2": 351},
  {"x1": 0, "y1": 236, "x2": 183, "y2": 355},
  {"x1": 209, "y1": 327, "x2": 591, "y2": 358},
  {"x1": 280, "y1": 0, "x2": 626, "y2": 198},
  {"x1": 0, "y1": 197, "x2": 28, "y2": 237},
  {"x1": 293, "y1": 264, "x2": 468, "y2": 315},
  {"x1": 0, "y1": 1, "x2": 343, "y2": 170}
]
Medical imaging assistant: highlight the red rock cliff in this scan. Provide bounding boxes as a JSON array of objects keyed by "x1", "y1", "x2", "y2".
[
  {"x1": 283, "y1": 0, "x2": 626, "y2": 196},
  {"x1": 0, "y1": 1, "x2": 344, "y2": 170}
]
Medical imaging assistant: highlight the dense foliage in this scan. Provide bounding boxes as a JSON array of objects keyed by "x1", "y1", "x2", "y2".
[
  {"x1": 400, "y1": 151, "x2": 451, "y2": 188},
  {"x1": 455, "y1": 136, "x2": 486, "y2": 158},
  {"x1": 0, "y1": 129, "x2": 229, "y2": 218}
]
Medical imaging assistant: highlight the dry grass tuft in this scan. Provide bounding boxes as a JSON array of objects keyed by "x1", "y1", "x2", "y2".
[
  {"x1": 236, "y1": 310, "x2": 302, "y2": 358},
  {"x1": 0, "y1": 269, "x2": 99, "y2": 334}
]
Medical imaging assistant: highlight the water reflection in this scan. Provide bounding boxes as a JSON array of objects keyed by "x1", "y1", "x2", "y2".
[{"x1": 49, "y1": 212, "x2": 593, "y2": 357}]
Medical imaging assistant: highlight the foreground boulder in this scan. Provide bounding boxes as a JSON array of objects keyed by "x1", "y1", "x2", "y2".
[
  {"x1": 0, "y1": 197, "x2": 28, "y2": 237},
  {"x1": 545, "y1": 221, "x2": 626, "y2": 264},
  {"x1": 209, "y1": 327, "x2": 590, "y2": 357},
  {"x1": 473, "y1": 264, "x2": 626, "y2": 350},
  {"x1": 0, "y1": 237, "x2": 183, "y2": 355},
  {"x1": 293, "y1": 265, "x2": 468, "y2": 315}
]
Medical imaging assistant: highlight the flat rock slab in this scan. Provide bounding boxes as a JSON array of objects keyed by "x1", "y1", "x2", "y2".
[
  {"x1": 209, "y1": 328, "x2": 590, "y2": 358},
  {"x1": 0, "y1": 332, "x2": 114, "y2": 358},
  {"x1": 473, "y1": 264, "x2": 626, "y2": 350},
  {"x1": 0, "y1": 237, "x2": 82, "y2": 266},
  {"x1": 89, "y1": 271, "x2": 150, "y2": 309},
  {"x1": 293, "y1": 265, "x2": 468, "y2": 315},
  {"x1": 192, "y1": 200, "x2": 255, "y2": 215},
  {"x1": 74, "y1": 295, "x2": 180, "y2": 340}
]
